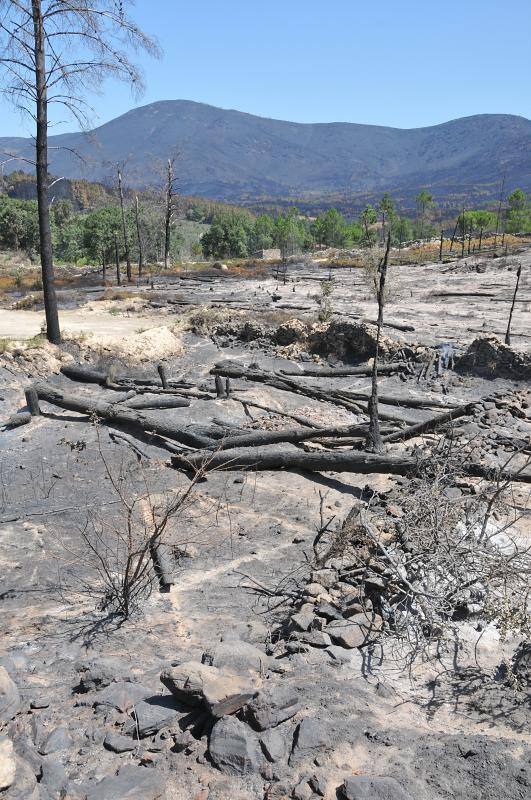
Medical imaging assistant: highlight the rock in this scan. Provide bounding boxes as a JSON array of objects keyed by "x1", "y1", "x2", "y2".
[
  {"x1": 325, "y1": 615, "x2": 382, "y2": 649},
  {"x1": 75, "y1": 658, "x2": 133, "y2": 693},
  {"x1": 160, "y1": 661, "x2": 256, "y2": 717},
  {"x1": 93, "y1": 681, "x2": 154, "y2": 713},
  {"x1": 260, "y1": 728, "x2": 287, "y2": 763},
  {"x1": 0, "y1": 737, "x2": 16, "y2": 791},
  {"x1": 85, "y1": 765, "x2": 166, "y2": 800},
  {"x1": 2, "y1": 756, "x2": 39, "y2": 800},
  {"x1": 209, "y1": 716, "x2": 262, "y2": 775},
  {"x1": 29, "y1": 697, "x2": 49, "y2": 710},
  {"x1": 304, "y1": 583, "x2": 327, "y2": 598},
  {"x1": 245, "y1": 685, "x2": 300, "y2": 732},
  {"x1": 0, "y1": 666, "x2": 20, "y2": 724},
  {"x1": 40, "y1": 757, "x2": 68, "y2": 798},
  {"x1": 310, "y1": 570, "x2": 337, "y2": 589},
  {"x1": 340, "y1": 775, "x2": 411, "y2": 800},
  {"x1": 130, "y1": 695, "x2": 184, "y2": 738},
  {"x1": 314, "y1": 602, "x2": 344, "y2": 622},
  {"x1": 292, "y1": 630, "x2": 331, "y2": 648},
  {"x1": 202, "y1": 640, "x2": 269, "y2": 676},
  {"x1": 289, "y1": 718, "x2": 329, "y2": 764},
  {"x1": 103, "y1": 732, "x2": 136, "y2": 753},
  {"x1": 293, "y1": 778, "x2": 313, "y2": 799},
  {"x1": 38, "y1": 726, "x2": 74, "y2": 755},
  {"x1": 290, "y1": 607, "x2": 316, "y2": 632}
]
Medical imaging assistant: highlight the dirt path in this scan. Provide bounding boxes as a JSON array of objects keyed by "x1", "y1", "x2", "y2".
[{"x1": 0, "y1": 308, "x2": 166, "y2": 340}]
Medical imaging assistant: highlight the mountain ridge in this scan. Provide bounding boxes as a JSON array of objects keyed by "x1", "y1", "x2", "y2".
[{"x1": 1, "y1": 100, "x2": 530, "y2": 207}]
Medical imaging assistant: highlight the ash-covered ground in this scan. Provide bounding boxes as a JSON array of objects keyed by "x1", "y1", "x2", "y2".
[{"x1": 0, "y1": 247, "x2": 530, "y2": 800}]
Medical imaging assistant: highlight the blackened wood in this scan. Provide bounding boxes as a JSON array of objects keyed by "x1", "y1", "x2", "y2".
[
  {"x1": 382, "y1": 400, "x2": 479, "y2": 443},
  {"x1": 157, "y1": 364, "x2": 168, "y2": 389},
  {"x1": 24, "y1": 387, "x2": 41, "y2": 416},
  {"x1": 214, "y1": 375, "x2": 224, "y2": 398},
  {"x1": 367, "y1": 233, "x2": 390, "y2": 454},
  {"x1": 61, "y1": 365, "x2": 108, "y2": 384},
  {"x1": 505, "y1": 264, "x2": 522, "y2": 346},
  {"x1": 122, "y1": 395, "x2": 190, "y2": 410},
  {"x1": 172, "y1": 447, "x2": 417, "y2": 475},
  {"x1": 209, "y1": 422, "x2": 381, "y2": 451},
  {"x1": 279, "y1": 363, "x2": 407, "y2": 378},
  {"x1": 2, "y1": 412, "x2": 32, "y2": 430},
  {"x1": 32, "y1": 382, "x2": 212, "y2": 448}
]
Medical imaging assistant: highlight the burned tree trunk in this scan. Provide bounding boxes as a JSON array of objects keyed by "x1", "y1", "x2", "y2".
[
  {"x1": 114, "y1": 232, "x2": 121, "y2": 286},
  {"x1": 135, "y1": 196, "x2": 144, "y2": 279},
  {"x1": 117, "y1": 166, "x2": 131, "y2": 281},
  {"x1": 505, "y1": 264, "x2": 522, "y2": 346},
  {"x1": 367, "y1": 232, "x2": 391, "y2": 453}
]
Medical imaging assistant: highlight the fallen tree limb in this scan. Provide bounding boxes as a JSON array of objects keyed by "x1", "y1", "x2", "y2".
[
  {"x1": 1, "y1": 412, "x2": 32, "y2": 430},
  {"x1": 279, "y1": 363, "x2": 408, "y2": 378},
  {"x1": 382, "y1": 399, "x2": 480, "y2": 443},
  {"x1": 211, "y1": 362, "x2": 366, "y2": 414},
  {"x1": 120, "y1": 395, "x2": 190, "y2": 410},
  {"x1": 32, "y1": 382, "x2": 214, "y2": 449},
  {"x1": 207, "y1": 422, "x2": 383, "y2": 451},
  {"x1": 235, "y1": 399, "x2": 321, "y2": 428},
  {"x1": 171, "y1": 446, "x2": 417, "y2": 475}
]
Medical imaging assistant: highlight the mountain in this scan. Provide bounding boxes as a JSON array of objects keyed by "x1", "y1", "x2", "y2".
[{"x1": 1, "y1": 100, "x2": 530, "y2": 210}]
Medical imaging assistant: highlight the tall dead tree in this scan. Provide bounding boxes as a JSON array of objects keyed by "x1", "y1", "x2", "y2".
[
  {"x1": 367, "y1": 232, "x2": 391, "y2": 454},
  {"x1": 135, "y1": 196, "x2": 144, "y2": 278},
  {"x1": 164, "y1": 157, "x2": 179, "y2": 269},
  {"x1": 505, "y1": 264, "x2": 522, "y2": 346},
  {"x1": 494, "y1": 173, "x2": 506, "y2": 249},
  {"x1": 117, "y1": 166, "x2": 132, "y2": 281},
  {"x1": 0, "y1": 1, "x2": 160, "y2": 341}
]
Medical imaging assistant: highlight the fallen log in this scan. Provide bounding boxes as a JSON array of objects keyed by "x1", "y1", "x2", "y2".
[
  {"x1": 171, "y1": 446, "x2": 417, "y2": 475},
  {"x1": 235, "y1": 399, "x2": 321, "y2": 428},
  {"x1": 61, "y1": 364, "x2": 107, "y2": 384},
  {"x1": 32, "y1": 382, "x2": 214, "y2": 449},
  {"x1": 121, "y1": 395, "x2": 190, "y2": 410},
  {"x1": 279, "y1": 363, "x2": 408, "y2": 378},
  {"x1": 211, "y1": 362, "x2": 365, "y2": 414},
  {"x1": 1, "y1": 412, "x2": 32, "y2": 430},
  {"x1": 208, "y1": 422, "x2": 383, "y2": 451},
  {"x1": 382, "y1": 399, "x2": 480, "y2": 443}
]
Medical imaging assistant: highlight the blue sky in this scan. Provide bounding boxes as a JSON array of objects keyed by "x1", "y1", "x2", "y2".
[{"x1": 1, "y1": 0, "x2": 530, "y2": 136}]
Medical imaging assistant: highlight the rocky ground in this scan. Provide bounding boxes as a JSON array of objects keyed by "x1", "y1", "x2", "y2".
[{"x1": 0, "y1": 247, "x2": 530, "y2": 800}]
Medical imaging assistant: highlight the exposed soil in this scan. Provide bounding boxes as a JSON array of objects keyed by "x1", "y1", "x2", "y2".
[{"x1": 0, "y1": 247, "x2": 530, "y2": 800}]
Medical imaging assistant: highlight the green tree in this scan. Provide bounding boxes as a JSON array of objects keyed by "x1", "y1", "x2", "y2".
[
  {"x1": 360, "y1": 205, "x2": 378, "y2": 246},
  {"x1": 505, "y1": 188, "x2": 531, "y2": 233},
  {"x1": 250, "y1": 214, "x2": 275, "y2": 252},
  {"x1": 415, "y1": 190, "x2": 434, "y2": 239},
  {"x1": 201, "y1": 211, "x2": 253, "y2": 259},
  {"x1": 310, "y1": 208, "x2": 349, "y2": 247},
  {"x1": 378, "y1": 193, "x2": 395, "y2": 244}
]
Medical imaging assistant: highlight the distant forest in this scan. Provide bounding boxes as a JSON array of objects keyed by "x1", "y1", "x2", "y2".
[{"x1": 1, "y1": 171, "x2": 529, "y2": 264}]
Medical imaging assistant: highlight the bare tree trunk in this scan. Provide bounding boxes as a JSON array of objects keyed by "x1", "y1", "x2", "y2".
[
  {"x1": 101, "y1": 248, "x2": 107, "y2": 283},
  {"x1": 117, "y1": 166, "x2": 131, "y2": 281},
  {"x1": 439, "y1": 229, "x2": 443, "y2": 261},
  {"x1": 367, "y1": 232, "x2": 391, "y2": 454},
  {"x1": 163, "y1": 158, "x2": 175, "y2": 269},
  {"x1": 31, "y1": 0, "x2": 60, "y2": 344},
  {"x1": 135, "y1": 196, "x2": 143, "y2": 278},
  {"x1": 505, "y1": 265, "x2": 522, "y2": 346},
  {"x1": 460, "y1": 207, "x2": 466, "y2": 258},
  {"x1": 494, "y1": 173, "x2": 506, "y2": 249},
  {"x1": 114, "y1": 232, "x2": 121, "y2": 286},
  {"x1": 478, "y1": 227, "x2": 483, "y2": 251}
]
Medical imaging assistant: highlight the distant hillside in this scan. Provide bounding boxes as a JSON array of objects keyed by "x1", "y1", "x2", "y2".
[{"x1": 1, "y1": 100, "x2": 530, "y2": 210}]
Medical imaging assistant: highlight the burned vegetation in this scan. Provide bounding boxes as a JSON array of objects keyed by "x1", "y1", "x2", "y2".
[{"x1": 0, "y1": 243, "x2": 530, "y2": 800}]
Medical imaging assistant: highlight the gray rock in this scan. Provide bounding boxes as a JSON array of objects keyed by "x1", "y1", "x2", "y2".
[
  {"x1": 2, "y1": 755, "x2": 39, "y2": 800},
  {"x1": 290, "y1": 609, "x2": 315, "y2": 632},
  {"x1": 40, "y1": 757, "x2": 68, "y2": 799},
  {"x1": 292, "y1": 630, "x2": 331, "y2": 648},
  {"x1": 130, "y1": 695, "x2": 184, "y2": 738},
  {"x1": 160, "y1": 661, "x2": 256, "y2": 718},
  {"x1": 38, "y1": 726, "x2": 74, "y2": 755},
  {"x1": 290, "y1": 717, "x2": 329, "y2": 764},
  {"x1": 325, "y1": 614, "x2": 382, "y2": 649},
  {"x1": 0, "y1": 666, "x2": 20, "y2": 724},
  {"x1": 75, "y1": 658, "x2": 133, "y2": 693},
  {"x1": 340, "y1": 775, "x2": 412, "y2": 800},
  {"x1": 203, "y1": 639, "x2": 269, "y2": 676},
  {"x1": 246, "y1": 686, "x2": 300, "y2": 731},
  {"x1": 103, "y1": 732, "x2": 136, "y2": 753},
  {"x1": 259, "y1": 728, "x2": 287, "y2": 763},
  {"x1": 209, "y1": 716, "x2": 262, "y2": 775},
  {"x1": 93, "y1": 681, "x2": 154, "y2": 713},
  {"x1": 85, "y1": 765, "x2": 166, "y2": 800},
  {"x1": 0, "y1": 737, "x2": 16, "y2": 791}
]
